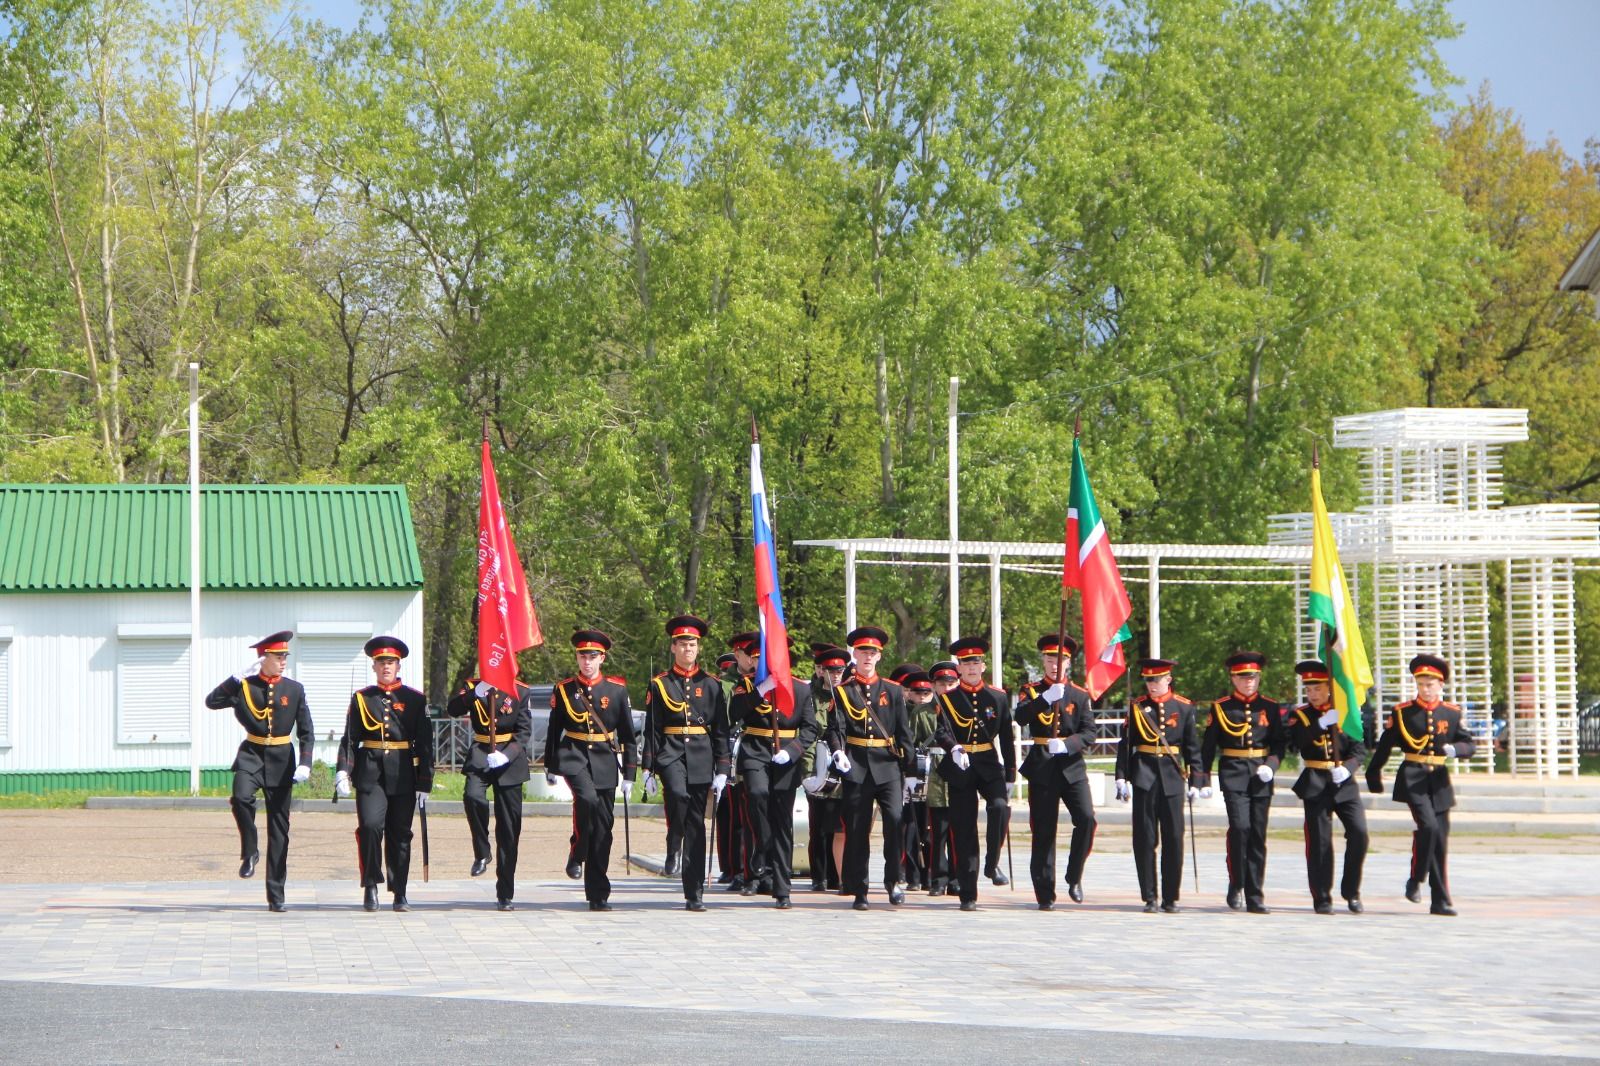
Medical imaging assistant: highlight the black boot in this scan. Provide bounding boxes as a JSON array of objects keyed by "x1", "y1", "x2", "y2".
[
  {"x1": 239, "y1": 852, "x2": 259, "y2": 879},
  {"x1": 362, "y1": 885, "x2": 378, "y2": 912}
]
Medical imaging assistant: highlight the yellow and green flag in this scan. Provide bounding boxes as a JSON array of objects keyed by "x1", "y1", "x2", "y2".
[{"x1": 1307, "y1": 465, "x2": 1373, "y2": 740}]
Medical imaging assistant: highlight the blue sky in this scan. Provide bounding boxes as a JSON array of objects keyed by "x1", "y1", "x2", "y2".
[{"x1": 1439, "y1": 0, "x2": 1599, "y2": 158}]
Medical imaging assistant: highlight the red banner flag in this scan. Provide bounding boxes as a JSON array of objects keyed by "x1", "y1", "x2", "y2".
[{"x1": 478, "y1": 438, "x2": 542, "y2": 695}]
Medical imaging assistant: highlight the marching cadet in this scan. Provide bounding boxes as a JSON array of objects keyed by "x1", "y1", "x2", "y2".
[
  {"x1": 1200, "y1": 651, "x2": 1286, "y2": 914},
  {"x1": 932, "y1": 637, "x2": 1017, "y2": 911},
  {"x1": 716, "y1": 642, "x2": 753, "y2": 892},
  {"x1": 924, "y1": 661, "x2": 959, "y2": 896},
  {"x1": 729, "y1": 632, "x2": 817, "y2": 908},
  {"x1": 1115, "y1": 658, "x2": 1203, "y2": 912},
  {"x1": 641, "y1": 615, "x2": 730, "y2": 912},
  {"x1": 1287, "y1": 659, "x2": 1368, "y2": 914},
  {"x1": 335, "y1": 637, "x2": 434, "y2": 913},
  {"x1": 445, "y1": 673, "x2": 533, "y2": 910},
  {"x1": 824, "y1": 625, "x2": 915, "y2": 910},
  {"x1": 204, "y1": 630, "x2": 314, "y2": 912},
  {"x1": 1367, "y1": 654, "x2": 1477, "y2": 916},
  {"x1": 1014, "y1": 634, "x2": 1098, "y2": 909},
  {"x1": 545, "y1": 629, "x2": 638, "y2": 912},
  {"x1": 889, "y1": 665, "x2": 935, "y2": 892},
  {"x1": 802, "y1": 643, "x2": 849, "y2": 892}
]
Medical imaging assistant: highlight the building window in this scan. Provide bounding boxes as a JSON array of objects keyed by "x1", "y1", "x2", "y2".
[
  {"x1": 0, "y1": 635, "x2": 11, "y2": 747},
  {"x1": 117, "y1": 637, "x2": 191, "y2": 744},
  {"x1": 295, "y1": 636, "x2": 369, "y2": 754}
]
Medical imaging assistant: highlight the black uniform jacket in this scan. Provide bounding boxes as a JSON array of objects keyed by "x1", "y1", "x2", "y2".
[
  {"x1": 1015, "y1": 679, "x2": 1097, "y2": 785},
  {"x1": 206, "y1": 673, "x2": 315, "y2": 787},
  {"x1": 1200, "y1": 692, "x2": 1286, "y2": 791},
  {"x1": 732, "y1": 676, "x2": 819, "y2": 791},
  {"x1": 336, "y1": 682, "x2": 434, "y2": 795},
  {"x1": 1115, "y1": 693, "x2": 1202, "y2": 794},
  {"x1": 641, "y1": 666, "x2": 730, "y2": 784},
  {"x1": 933, "y1": 683, "x2": 1017, "y2": 787},
  {"x1": 544, "y1": 674, "x2": 638, "y2": 789},
  {"x1": 823, "y1": 673, "x2": 914, "y2": 784},
  {"x1": 445, "y1": 679, "x2": 534, "y2": 787},
  {"x1": 1285, "y1": 702, "x2": 1366, "y2": 804},
  {"x1": 1366, "y1": 700, "x2": 1477, "y2": 811}
]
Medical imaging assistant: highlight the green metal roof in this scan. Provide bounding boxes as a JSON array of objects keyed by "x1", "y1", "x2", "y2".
[{"x1": 0, "y1": 484, "x2": 425, "y2": 592}]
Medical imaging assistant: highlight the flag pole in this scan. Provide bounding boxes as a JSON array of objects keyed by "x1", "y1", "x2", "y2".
[
  {"x1": 1051, "y1": 415, "x2": 1082, "y2": 734},
  {"x1": 1312, "y1": 444, "x2": 1344, "y2": 776}
]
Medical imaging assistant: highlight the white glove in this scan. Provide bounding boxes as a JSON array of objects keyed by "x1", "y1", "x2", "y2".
[
  {"x1": 1331, "y1": 766, "x2": 1352, "y2": 784},
  {"x1": 416, "y1": 789, "x2": 430, "y2": 798},
  {"x1": 1114, "y1": 779, "x2": 1130, "y2": 802},
  {"x1": 240, "y1": 658, "x2": 262, "y2": 679},
  {"x1": 484, "y1": 750, "x2": 510, "y2": 770},
  {"x1": 616, "y1": 780, "x2": 629, "y2": 797},
  {"x1": 772, "y1": 749, "x2": 791, "y2": 766},
  {"x1": 831, "y1": 750, "x2": 852, "y2": 774},
  {"x1": 712, "y1": 772, "x2": 728, "y2": 797},
  {"x1": 643, "y1": 771, "x2": 659, "y2": 798},
  {"x1": 1046, "y1": 737, "x2": 1067, "y2": 756},
  {"x1": 1318, "y1": 709, "x2": 1339, "y2": 729},
  {"x1": 951, "y1": 746, "x2": 970, "y2": 771},
  {"x1": 1442, "y1": 744, "x2": 1457, "y2": 758},
  {"x1": 546, "y1": 771, "x2": 559, "y2": 787},
  {"x1": 334, "y1": 770, "x2": 352, "y2": 798},
  {"x1": 1187, "y1": 786, "x2": 1199, "y2": 800},
  {"x1": 1200, "y1": 786, "x2": 1214, "y2": 799},
  {"x1": 1042, "y1": 682, "x2": 1066, "y2": 703},
  {"x1": 473, "y1": 680, "x2": 491, "y2": 698},
  {"x1": 904, "y1": 776, "x2": 920, "y2": 793},
  {"x1": 1007, "y1": 781, "x2": 1019, "y2": 799},
  {"x1": 292, "y1": 764, "x2": 311, "y2": 784},
  {"x1": 1255, "y1": 764, "x2": 1274, "y2": 783}
]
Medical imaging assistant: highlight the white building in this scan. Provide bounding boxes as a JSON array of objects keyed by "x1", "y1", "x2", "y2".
[{"x1": 0, "y1": 484, "x2": 425, "y2": 793}]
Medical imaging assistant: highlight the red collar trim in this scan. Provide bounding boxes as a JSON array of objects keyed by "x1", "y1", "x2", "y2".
[
  {"x1": 671, "y1": 664, "x2": 699, "y2": 678},
  {"x1": 1416, "y1": 698, "x2": 1441, "y2": 711},
  {"x1": 959, "y1": 682, "x2": 985, "y2": 694},
  {"x1": 854, "y1": 672, "x2": 877, "y2": 684},
  {"x1": 258, "y1": 673, "x2": 281, "y2": 683},
  {"x1": 377, "y1": 680, "x2": 403, "y2": 693}
]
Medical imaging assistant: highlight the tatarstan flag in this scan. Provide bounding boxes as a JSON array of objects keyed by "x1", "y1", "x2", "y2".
[
  {"x1": 1308, "y1": 463, "x2": 1372, "y2": 740},
  {"x1": 1064, "y1": 436, "x2": 1132, "y2": 699}
]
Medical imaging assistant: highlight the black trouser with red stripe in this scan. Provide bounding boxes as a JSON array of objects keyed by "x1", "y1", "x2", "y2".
[
  {"x1": 842, "y1": 773, "x2": 903, "y2": 899},
  {"x1": 659, "y1": 761, "x2": 710, "y2": 901},
  {"x1": 1302, "y1": 790, "x2": 1367, "y2": 906},
  {"x1": 1028, "y1": 773, "x2": 1096, "y2": 905},
  {"x1": 928, "y1": 803, "x2": 953, "y2": 890},
  {"x1": 355, "y1": 786, "x2": 415, "y2": 897},
  {"x1": 568, "y1": 776, "x2": 617, "y2": 904},
  {"x1": 230, "y1": 771, "x2": 291, "y2": 907},
  {"x1": 1222, "y1": 787, "x2": 1272, "y2": 907},
  {"x1": 1132, "y1": 783, "x2": 1185, "y2": 905},
  {"x1": 901, "y1": 798, "x2": 929, "y2": 888},
  {"x1": 806, "y1": 795, "x2": 841, "y2": 888},
  {"x1": 948, "y1": 775, "x2": 1008, "y2": 904},
  {"x1": 1407, "y1": 801, "x2": 1453, "y2": 908}
]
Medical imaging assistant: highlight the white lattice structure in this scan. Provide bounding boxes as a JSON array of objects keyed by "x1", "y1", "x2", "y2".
[{"x1": 1270, "y1": 408, "x2": 1600, "y2": 777}]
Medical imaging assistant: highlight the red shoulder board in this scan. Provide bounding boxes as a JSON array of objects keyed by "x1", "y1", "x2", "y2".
[
  {"x1": 557, "y1": 676, "x2": 577, "y2": 686},
  {"x1": 606, "y1": 675, "x2": 627, "y2": 686},
  {"x1": 652, "y1": 670, "x2": 670, "y2": 681},
  {"x1": 1441, "y1": 701, "x2": 1461, "y2": 710},
  {"x1": 1173, "y1": 693, "x2": 1190, "y2": 703}
]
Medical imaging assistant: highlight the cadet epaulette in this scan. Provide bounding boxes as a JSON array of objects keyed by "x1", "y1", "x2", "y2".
[
  {"x1": 606, "y1": 675, "x2": 627, "y2": 685},
  {"x1": 1441, "y1": 700, "x2": 1461, "y2": 711},
  {"x1": 1172, "y1": 693, "x2": 1190, "y2": 703}
]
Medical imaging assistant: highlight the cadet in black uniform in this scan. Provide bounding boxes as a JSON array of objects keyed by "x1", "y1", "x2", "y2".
[
  {"x1": 1115, "y1": 658, "x2": 1203, "y2": 912},
  {"x1": 204, "y1": 630, "x2": 314, "y2": 912},
  {"x1": 641, "y1": 615, "x2": 730, "y2": 911},
  {"x1": 1015, "y1": 634, "x2": 1098, "y2": 909},
  {"x1": 729, "y1": 631, "x2": 817, "y2": 907},
  {"x1": 445, "y1": 670, "x2": 534, "y2": 910},
  {"x1": 893, "y1": 666, "x2": 936, "y2": 893},
  {"x1": 545, "y1": 629, "x2": 638, "y2": 911},
  {"x1": 1287, "y1": 659, "x2": 1369, "y2": 914},
  {"x1": 335, "y1": 636, "x2": 434, "y2": 912},
  {"x1": 824, "y1": 625, "x2": 915, "y2": 910},
  {"x1": 801, "y1": 643, "x2": 848, "y2": 892},
  {"x1": 931, "y1": 636, "x2": 1017, "y2": 911},
  {"x1": 924, "y1": 660, "x2": 959, "y2": 896},
  {"x1": 1367, "y1": 654, "x2": 1477, "y2": 915},
  {"x1": 716, "y1": 642, "x2": 754, "y2": 891},
  {"x1": 1200, "y1": 651, "x2": 1286, "y2": 913}
]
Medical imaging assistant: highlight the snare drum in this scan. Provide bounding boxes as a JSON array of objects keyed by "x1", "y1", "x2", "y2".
[{"x1": 811, "y1": 769, "x2": 845, "y2": 799}]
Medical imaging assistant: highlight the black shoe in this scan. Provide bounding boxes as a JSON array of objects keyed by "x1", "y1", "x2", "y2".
[
  {"x1": 664, "y1": 853, "x2": 681, "y2": 876},
  {"x1": 1038, "y1": 901, "x2": 1054, "y2": 911},
  {"x1": 471, "y1": 857, "x2": 490, "y2": 877},
  {"x1": 1160, "y1": 901, "x2": 1180, "y2": 913},
  {"x1": 1226, "y1": 890, "x2": 1243, "y2": 911},
  {"x1": 393, "y1": 896, "x2": 410, "y2": 913},
  {"x1": 267, "y1": 900, "x2": 286, "y2": 913},
  {"x1": 1405, "y1": 879, "x2": 1421, "y2": 904},
  {"x1": 888, "y1": 885, "x2": 906, "y2": 906},
  {"x1": 988, "y1": 869, "x2": 1009, "y2": 887},
  {"x1": 1430, "y1": 902, "x2": 1457, "y2": 916},
  {"x1": 1246, "y1": 903, "x2": 1270, "y2": 914},
  {"x1": 1346, "y1": 897, "x2": 1364, "y2": 914},
  {"x1": 589, "y1": 900, "x2": 613, "y2": 912},
  {"x1": 852, "y1": 896, "x2": 869, "y2": 911},
  {"x1": 775, "y1": 897, "x2": 791, "y2": 910},
  {"x1": 740, "y1": 880, "x2": 758, "y2": 896},
  {"x1": 362, "y1": 886, "x2": 378, "y2": 912},
  {"x1": 686, "y1": 898, "x2": 706, "y2": 912},
  {"x1": 716, "y1": 871, "x2": 734, "y2": 885},
  {"x1": 239, "y1": 852, "x2": 259, "y2": 879},
  {"x1": 1067, "y1": 882, "x2": 1084, "y2": 904},
  {"x1": 1314, "y1": 900, "x2": 1334, "y2": 915},
  {"x1": 1143, "y1": 900, "x2": 1158, "y2": 913},
  {"x1": 726, "y1": 875, "x2": 745, "y2": 892},
  {"x1": 928, "y1": 884, "x2": 946, "y2": 897},
  {"x1": 810, "y1": 880, "x2": 825, "y2": 892},
  {"x1": 959, "y1": 900, "x2": 978, "y2": 912},
  {"x1": 565, "y1": 860, "x2": 583, "y2": 880}
]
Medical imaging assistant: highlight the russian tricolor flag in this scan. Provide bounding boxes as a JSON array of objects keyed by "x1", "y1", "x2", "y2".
[{"x1": 751, "y1": 433, "x2": 794, "y2": 715}]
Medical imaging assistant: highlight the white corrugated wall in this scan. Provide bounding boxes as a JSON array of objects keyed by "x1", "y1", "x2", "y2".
[{"x1": 0, "y1": 589, "x2": 423, "y2": 774}]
